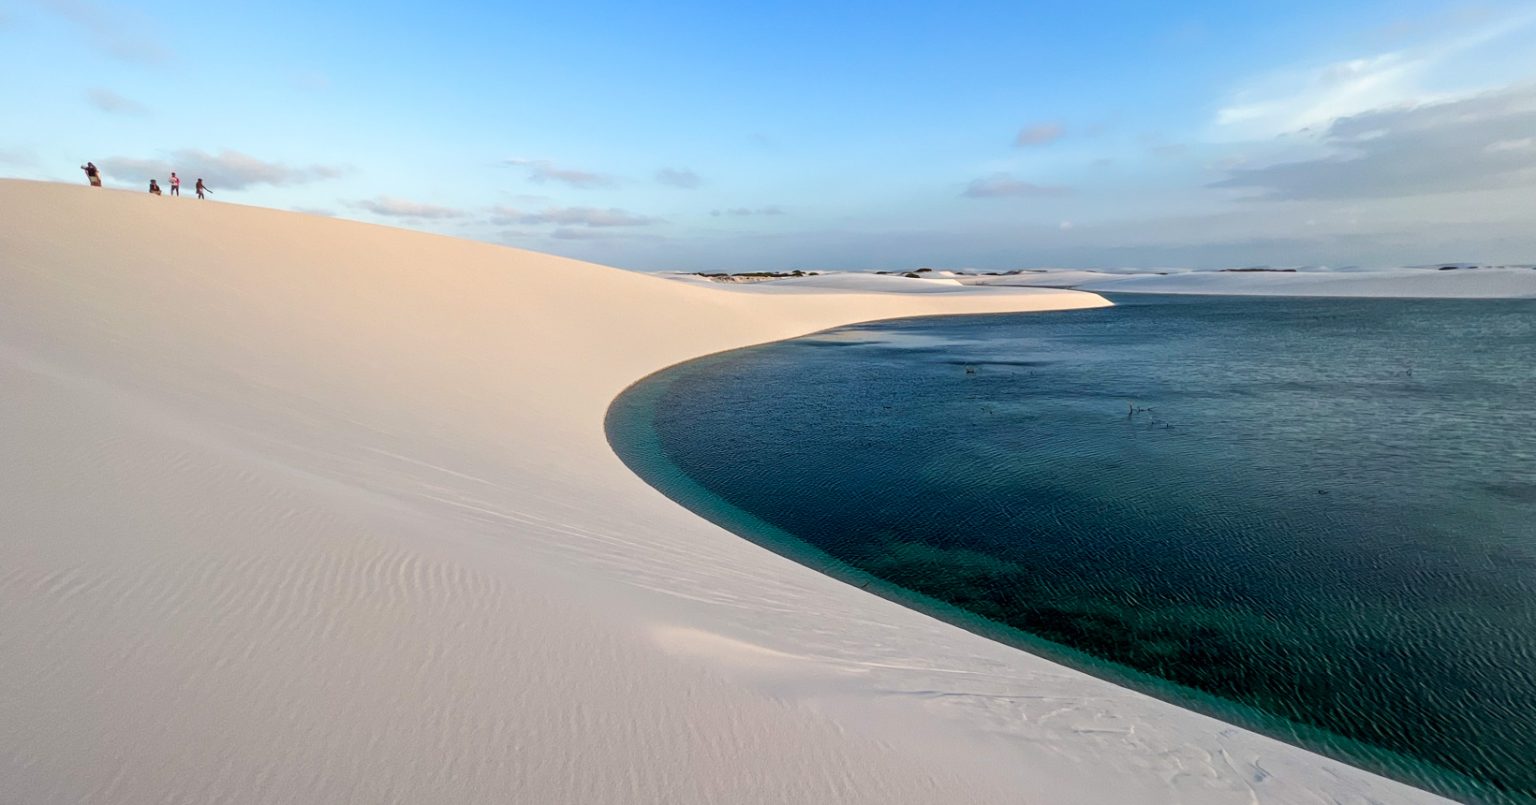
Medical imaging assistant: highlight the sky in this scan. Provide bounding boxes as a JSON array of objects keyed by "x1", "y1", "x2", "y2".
[{"x1": 2, "y1": 0, "x2": 1535, "y2": 271}]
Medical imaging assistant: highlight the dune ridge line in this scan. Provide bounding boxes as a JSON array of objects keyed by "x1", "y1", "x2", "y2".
[{"x1": 0, "y1": 180, "x2": 1446, "y2": 803}]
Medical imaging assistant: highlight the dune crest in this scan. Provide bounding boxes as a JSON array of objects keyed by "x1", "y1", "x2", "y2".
[{"x1": 0, "y1": 180, "x2": 1443, "y2": 803}]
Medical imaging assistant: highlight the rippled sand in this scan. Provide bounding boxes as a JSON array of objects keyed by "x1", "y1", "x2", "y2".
[{"x1": 0, "y1": 180, "x2": 1445, "y2": 803}]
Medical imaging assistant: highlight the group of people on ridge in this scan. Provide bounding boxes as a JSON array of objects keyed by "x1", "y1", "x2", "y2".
[{"x1": 79, "y1": 162, "x2": 210, "y2": 199}]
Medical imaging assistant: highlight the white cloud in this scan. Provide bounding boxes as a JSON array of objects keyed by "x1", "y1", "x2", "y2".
[
  {"x1": 33, "y1": 0, "x2": 168, "y2": 64},
  {"x1": 961, "y1": 174, "x2": 1068, "y2": 199},
  {"x1": 1213, "y1": 10, "x2": 1536, "y2": 139},
  {"x1": 549, "y1": 228, "x2": 665, "y2": 242},
  {"x1": 1216, "y1": 53, "x2": 1423, "y2": 138},
  {"x1": 491, "y1": 205, "x2": 658, "y2": 227},
  {"x1": 710, "y1": 206, "x2": 785, "y2": 217},
  {"x1": 1487, "y1": 137, "x2": 1536, "y2": 154},
  {"x1": 1213, "y1": 84, "x2": 1536, "y2": 199},
  {"x1": 349, "y1": 196, "x2": 466, "y2": 219},
  {"x1": 503, "y1": 158, "x2": 615, "y2": 188},
  {"x1": 1015, "y1": 122, "x2": 1064, "y2": 147},
  {"x1": 655, "y1": 167, "x2": 701, "y2": 188},
  {"x1": 0, "y1": 147, "x2": 38, "y2": 166},
  {"x1": 1146, "y1": 141, "x2": 1188, "y2": 159},
  {"x1": 86, "y1": 87, "x2": 148, "y2": 115},
  {"x1": 104, "y1": 149, "x2": 348, "y2": 190}
]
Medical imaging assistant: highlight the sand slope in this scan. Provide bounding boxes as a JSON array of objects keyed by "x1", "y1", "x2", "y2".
[{"x1": 0, "y1": 180, "x2": 1445, "y2": 803}]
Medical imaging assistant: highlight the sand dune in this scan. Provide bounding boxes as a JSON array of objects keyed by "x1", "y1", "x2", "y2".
[
  {"x1": 1073, "y1": 267, "x2": 1536, "y2": 297},
  {"x1": 965, "y1": 267, "x2": 1536, "y2": 297},
  {"x1": 0, "y1": 180, "x2": 1445, "y2": 803},
  {"x1": 679, "y1": 267, "x2": 1536, "y2": 298}
]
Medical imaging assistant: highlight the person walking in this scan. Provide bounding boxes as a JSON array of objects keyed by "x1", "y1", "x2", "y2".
[
  {"x1": 80, "y1": 162, "x2": 101, "y2": 187},
  {"x1": 195, "y1": 178, "x2": 210, "y2": 199},
  {"x1": 168, "y1": 172, "x2": 181, "y2": 196},
  {"x1": 149, "y1": 179, "x2": 162, "y2": 195}
]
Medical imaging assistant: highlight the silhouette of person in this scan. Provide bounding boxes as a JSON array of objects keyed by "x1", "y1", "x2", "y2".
[
  {"x1": 195, "y1": 178, "x2": 210, "y2": 199},
  {"x1": 149, "y1": 179, "x2": 162, "y2": 196},
  {"x1": 169, "y1": 172, "x2": 181, "y2": 196},
  {"x1": 81, "y1": 162, "x2": 101, "y2": 187}
]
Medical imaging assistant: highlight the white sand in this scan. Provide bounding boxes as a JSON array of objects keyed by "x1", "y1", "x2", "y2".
[
  {"x1": 0, "y1": 180, "x2": 1448, "y2": 803},
  {"x1": 968, "y1": 267, "x2": 1536, "y2": 298},
  {"x1": 682, "y1": 267, "x2": 1536, "y2": 298},
  {"x1": 1076, "y1": 268, "x2": 1536, "y2": 297}
]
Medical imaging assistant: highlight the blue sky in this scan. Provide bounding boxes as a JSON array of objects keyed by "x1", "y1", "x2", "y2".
[{"x1": 3, "y1": 0, "x2": 1535, "y2": 270}]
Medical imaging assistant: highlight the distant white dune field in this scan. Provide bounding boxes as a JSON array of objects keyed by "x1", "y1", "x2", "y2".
[
  {"x1": 678, "y1": 266, "x2": 1536, "y2": 298},
  {"x1": 1073, "y1": 268, "x2": 1536, "y2": 297},
  {"x1": 971, "y1": 267, "x2": 1536, "y2": 297},
  {"x1": 0, "y1": 180, "x2": 1446, "y2": 804}
]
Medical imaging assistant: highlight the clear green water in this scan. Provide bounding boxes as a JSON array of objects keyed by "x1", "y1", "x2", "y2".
[{"x1": 606, "y1": 295, "x2": 1536, "y2": 803}]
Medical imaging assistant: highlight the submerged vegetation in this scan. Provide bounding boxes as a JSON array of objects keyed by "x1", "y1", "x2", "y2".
[{"x1": 612, "y1": 296, "x2": 1536, "y2": 803}]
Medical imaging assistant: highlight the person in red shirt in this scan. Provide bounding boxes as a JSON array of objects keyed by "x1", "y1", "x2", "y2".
[{"x1": 169, "y1": 172, "x2": 181, "y2": 196}]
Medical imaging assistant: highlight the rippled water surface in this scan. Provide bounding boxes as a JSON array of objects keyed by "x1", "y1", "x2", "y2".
[{"x1": 607, "y1": 295, "x2": 1536, "y2": 802}]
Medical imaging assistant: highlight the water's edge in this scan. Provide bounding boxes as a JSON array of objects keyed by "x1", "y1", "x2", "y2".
[{"x1": 602, "y1": 313, "x2": 1494, "y2": 805}]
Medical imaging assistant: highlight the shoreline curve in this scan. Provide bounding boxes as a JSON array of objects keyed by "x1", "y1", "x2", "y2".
[{"x1": 0, "y1": 179, "x2": 1448, "y2": 804}]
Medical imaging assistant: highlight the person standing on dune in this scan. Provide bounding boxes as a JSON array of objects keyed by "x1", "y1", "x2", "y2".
[
  {"x1": 80, "y1": 162, "x2": 101, "y2": 187},
  {"x1": 195, "y1": 178, "x2": 210, "y2": 199},
  {"x1": 169, "y1": 172, "x2": 181, "y2": 196}
]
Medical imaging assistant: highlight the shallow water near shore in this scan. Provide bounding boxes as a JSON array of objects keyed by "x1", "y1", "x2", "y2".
[{"x1": 606, "y1": 294, "x2": 1536, "y2": 803}]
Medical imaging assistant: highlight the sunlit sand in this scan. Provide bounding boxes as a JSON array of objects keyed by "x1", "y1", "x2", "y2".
[{"x1": 0, "y1": 180, "x2": 1446, "y2": 803}]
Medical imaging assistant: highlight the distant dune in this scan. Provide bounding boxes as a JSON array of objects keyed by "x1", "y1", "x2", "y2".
[
  {"x1": 0, "y1": 180, "x2": 1445, "y2": 803},
  {"x1": 1070, "y1": 267, "x2": 1536, "y2": 297},
  {"x1": 679, "y1": 266, "x2": 1536, "y2": 298}
]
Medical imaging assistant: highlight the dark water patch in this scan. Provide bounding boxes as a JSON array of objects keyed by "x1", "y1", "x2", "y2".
[
  {"x1": 797, "y1": 338, "x2": 889, "y2": 348},
  {"x1": 607, "y1": 296, "x2": 1536, "y2": 803},
  {"x1": 1480, "y1": 481, "x2": 1536, "y2": 503},
  {"x1": 940, "y1": 358, "x2": 1054, "y2": 369}
]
